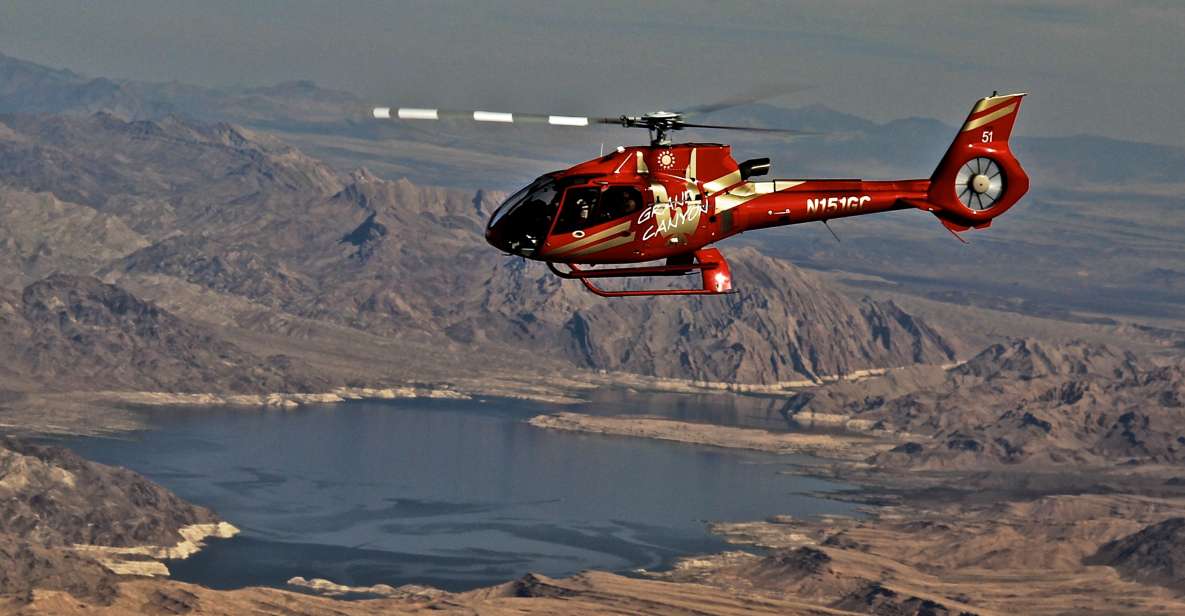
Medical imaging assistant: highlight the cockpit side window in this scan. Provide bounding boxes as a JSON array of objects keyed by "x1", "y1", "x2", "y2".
[
  {"x1": 552, "y1": 185, "x2": 645, "y2": 234},
  {"x1": 599, "y1": 186, "x2": 643, "y2": 222},
  {"x1": 552, "y1": 186, "x2": 604, "y2": 234}
]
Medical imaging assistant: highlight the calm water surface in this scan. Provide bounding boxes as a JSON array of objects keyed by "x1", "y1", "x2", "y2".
[{"x1": 64, "y1": 395, "x2": 856, "y2": 591}]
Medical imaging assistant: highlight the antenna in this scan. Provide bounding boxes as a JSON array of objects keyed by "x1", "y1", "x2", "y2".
[{"x1": 821, "y1": 220, "x2": 841, "y2": 243}]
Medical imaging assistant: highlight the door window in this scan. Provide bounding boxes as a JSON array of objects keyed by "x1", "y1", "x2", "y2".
[
  {"x1": 552, "y1": 186, "x2": 645, "y2": 234},
  {"x1": 553, "y1": 187, "x2": 603, "y2": 234},
  {"x1": 599, "y1": 186, "x2": 643, "y2": 222}
]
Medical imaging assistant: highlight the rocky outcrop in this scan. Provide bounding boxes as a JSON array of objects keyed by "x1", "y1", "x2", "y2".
[
  {"x1": 0, "y1": 535, "x2": 117, "y2": 604},
  {"x1": 0, "y1": 188, "x2": 148, "y2": 288},
  {"x1": 0, "y1": 274, "x2": 325, "y2": 393},
  {"x1": 788, "y1": 338, "x2": 1185, "y2": 468},
  {"x1": 1087, "y1": 517, "x2": 1185, "y2": 594},
  {"x1": 0, "y1": 438, "x2": 219, "y2": 548},
  {"x1": 832, "y1": 583, "x2": 973, "y2": 616},
  {"x1": 0, "y1": 438, "x2": 233, "y2": 602},
  {"x1": 286, "y1": 576, "x2": 445, "y2": 600}
]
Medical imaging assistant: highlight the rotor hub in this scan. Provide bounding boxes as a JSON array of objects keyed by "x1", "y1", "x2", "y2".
[
  {"x1": 970, "y1": 174, "x2": 991, "y2": 194},
  {"x1": 621, "y1": 112, "x2": 685, "y2": 146}
]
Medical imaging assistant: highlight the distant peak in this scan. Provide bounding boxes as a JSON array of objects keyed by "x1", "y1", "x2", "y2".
[
  {"x1": 957, "y1": 337, "x2": 1139, "y2": 381},
  {"x1": 263, "y1": 79, "x2": 320, "y2": 92},
  {"x1": 92, "y1": 109, "x2": 133, "y2": 123},
  {"x1": 349, "y1": 168, "x2": 378, "y2": 183},
  {"x1": 797, "y1": 102, "x2": 840, "y2": 113}
]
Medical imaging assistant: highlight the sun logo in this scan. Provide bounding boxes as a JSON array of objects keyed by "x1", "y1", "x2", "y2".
[{"x1": 656, "y1": 149, "x2": 676, "y2": 170}]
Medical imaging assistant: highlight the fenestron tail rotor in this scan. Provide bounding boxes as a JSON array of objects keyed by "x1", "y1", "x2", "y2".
[
  {"x1": 372, "y1": 105, "x2": 822, "y2": 146},
  {"x1": 956, "y1": 157, "x2": 1004, "y2": 211}
]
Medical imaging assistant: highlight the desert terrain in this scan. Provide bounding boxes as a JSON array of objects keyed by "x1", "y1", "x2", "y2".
[{"x1": 1, "y1": 51, "x2": 1184, "y2": 615}]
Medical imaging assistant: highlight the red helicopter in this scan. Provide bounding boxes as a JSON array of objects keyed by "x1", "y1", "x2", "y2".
[{"x1": 374, "y1": 92, "x2": 1028, "y2": 297}]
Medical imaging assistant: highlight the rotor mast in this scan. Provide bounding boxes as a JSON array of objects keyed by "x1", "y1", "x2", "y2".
[{"x1": 616, "y1": 111, "x2": 681, "y2": 146}]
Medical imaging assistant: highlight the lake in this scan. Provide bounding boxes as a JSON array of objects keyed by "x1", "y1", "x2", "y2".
[{"x1": 63, "y1": 394, "x2": 857, "y2": 592}]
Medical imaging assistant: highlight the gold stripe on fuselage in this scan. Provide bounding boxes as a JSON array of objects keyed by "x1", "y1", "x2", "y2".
[
  {"x1": 570, "y1": 233, "x2": 636, "y2": 257},
  {"x1": 546, "y1": 221, "x2": 632, "y2": 257},
  {"x1": 714, "y1": 180, "x2": 805, "y2": 213},
  {"x1": 703, "y1": 170, "x2": 742, "y2": 194}
]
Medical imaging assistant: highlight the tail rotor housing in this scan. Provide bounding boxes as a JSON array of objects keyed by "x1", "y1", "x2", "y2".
[{"x1": 924, "y1": 93, "x2": 1030, "y2": 231}]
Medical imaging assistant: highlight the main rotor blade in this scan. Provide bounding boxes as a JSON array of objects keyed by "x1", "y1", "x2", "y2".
[
  {"x1": 373, "y1": 107, "x2": 619, "y2": 127},
  {"x1": 675, "y1": 121, "x2": 820, "y2": 135},
  {"x1": 676, "y1": 83, "x2": 812, "y2": 117}
]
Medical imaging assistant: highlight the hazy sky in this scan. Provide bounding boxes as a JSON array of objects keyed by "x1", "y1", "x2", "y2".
[{"x1": 4, "y1": 1, "x2": 1183, "y2": 144}]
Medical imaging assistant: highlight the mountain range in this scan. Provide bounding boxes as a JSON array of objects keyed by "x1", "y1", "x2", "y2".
[
  {"x1": 7, "y1": 50, "x2": 1181, "y2": 326},
  {"x1": 2, "y1": 49, "x2": 1185, "y2": 616},
  {"x1": 790, "y1": 338, "x2": 1185, "y2": 468},
  {"x1": 0, "y1": 108, "x2": 960, "y2": 391}
]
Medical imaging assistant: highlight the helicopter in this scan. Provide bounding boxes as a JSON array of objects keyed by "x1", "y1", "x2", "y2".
[{"x1": 373, "y1": 92, "x2": 1029, "y2": 297}]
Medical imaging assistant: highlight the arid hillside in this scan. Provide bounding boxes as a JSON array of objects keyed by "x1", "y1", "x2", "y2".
[
  {"x1": 0, "y1": 274, "x2": 322, "y2": 392},
  {"x1": 787, "y1": 338, "x2": 1185, "y2": 468},
  {"x1": 0, "y1": 438, "x2": 226, "y2": 602},
  {"x1": 0, "y1": 112, "x2": 960, "y2": 388}
]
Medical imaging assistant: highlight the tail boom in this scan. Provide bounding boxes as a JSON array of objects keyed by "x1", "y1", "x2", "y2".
[{"x1": 717, "y1": 94, "x2": 1029, "y2": 238}]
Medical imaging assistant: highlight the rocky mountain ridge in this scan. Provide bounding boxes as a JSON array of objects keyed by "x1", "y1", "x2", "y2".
[
  {"x1": 1087, "y1": 517, "x2": 1185, "y2": 594},
  {"x1": 0, "y1": 274, "x2": 322, "y2": 393},
  {"x1": 0, "y1": 51, "x2": 360, "y2": 128},
  {"x1": 0, "y1": 111, "x2": 961, "y2": 387},
  {"x1": 0, "y1": 437, "x2": 228, "y2": 602},
  {"x1": 790, "y1": 338, "x2": 1185, "y2": 468}
]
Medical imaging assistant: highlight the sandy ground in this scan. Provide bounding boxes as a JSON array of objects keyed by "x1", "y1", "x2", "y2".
[
  {"x1": 524, "y1": 412, "x2": 1185, "y2": 614},
  {"x1": 673, "y1": 492, "x2": 1185, "y2": 615},
  {"x1": 529, "y1": 412, "x2": 893, "y2": 460},
  {"x1": 14, "y1": 572, "x2": 874, "y2": 616}
]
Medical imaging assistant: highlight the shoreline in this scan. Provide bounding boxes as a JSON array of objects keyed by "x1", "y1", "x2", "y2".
[
  {"x1": 90, "y1": 385, "x2": 473, "y2": 409},
  {"x1": 3, "y1": 360, "x2": 961, "y2": 439},
  {"x1": 71, "y1": 521, "x2": 240, "y2": 577},
  {"x1": 2, "y1": 359, "x2": 965, "y2": 441},
  {"x1": 527, "y1": 412, "x2": 895, "y2": 461},
  {"x1": 16, "y1": 390, "x2": 1185, "y2": 614},
  {"x1": 64, "y1": 359, "x2": 967, "y2": 410}
]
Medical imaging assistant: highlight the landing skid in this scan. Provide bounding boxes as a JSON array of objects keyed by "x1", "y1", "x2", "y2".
[{"x1": 547, "y1": 248, "x2": 735, "y2": 298}]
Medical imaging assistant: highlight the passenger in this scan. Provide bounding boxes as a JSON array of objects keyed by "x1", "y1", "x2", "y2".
[{"x1": 622, "y1": 194, "x2": 639, "y2": 215}]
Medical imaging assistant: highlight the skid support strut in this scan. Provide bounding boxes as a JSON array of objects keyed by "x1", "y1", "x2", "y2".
[{"x1": 547, "y1": 248, "x2": 734, "y2": 298}]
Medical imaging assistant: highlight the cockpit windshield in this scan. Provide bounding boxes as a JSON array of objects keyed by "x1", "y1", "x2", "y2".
[
  {"x1": 485, "y1": 176, "x2": 560, "y2": 257},
  {"x1": 488, "y1": 177, "x2": 555, "y2": 229}
]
